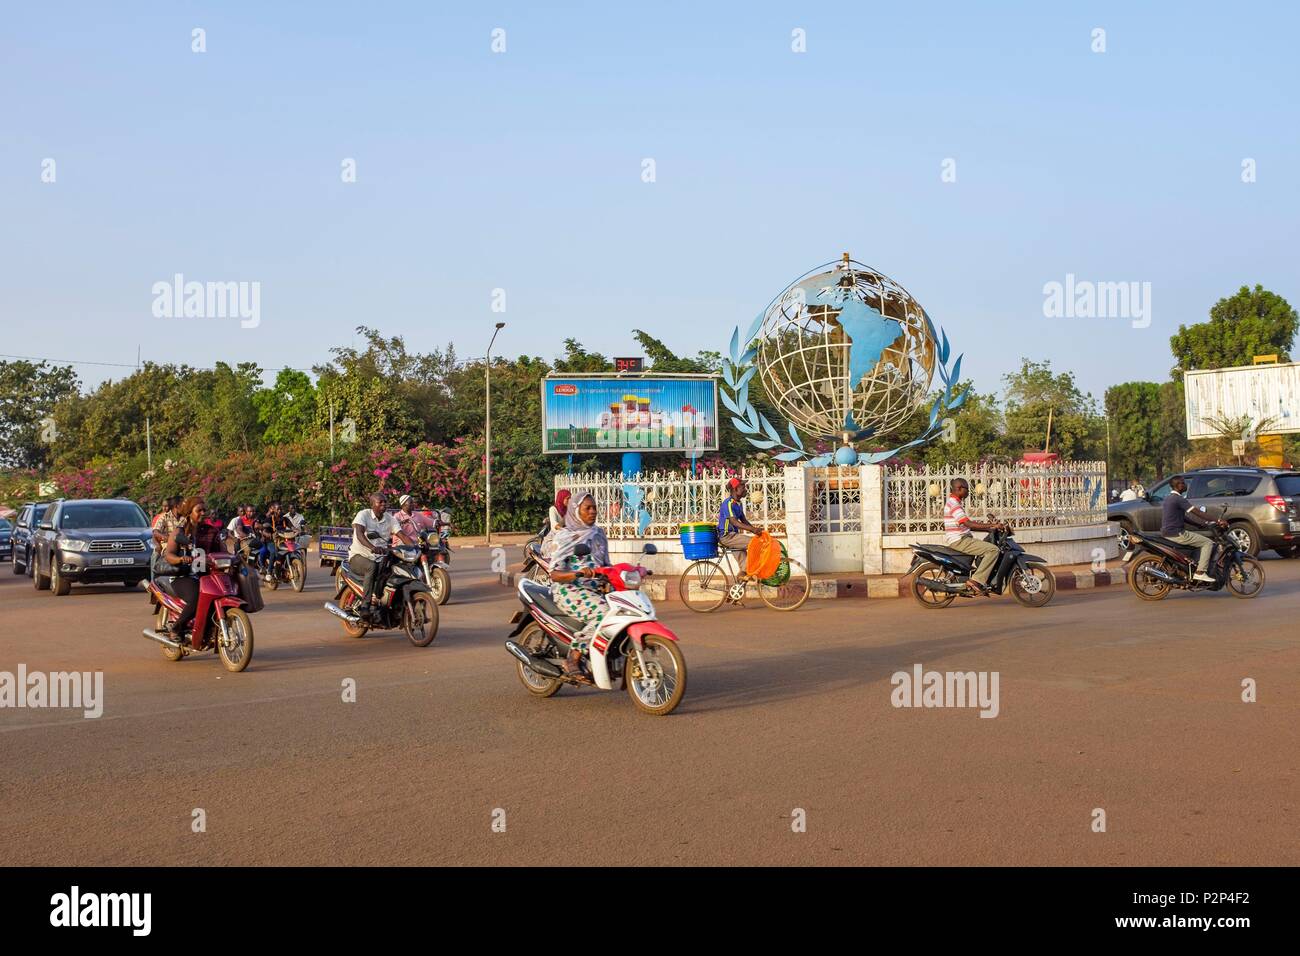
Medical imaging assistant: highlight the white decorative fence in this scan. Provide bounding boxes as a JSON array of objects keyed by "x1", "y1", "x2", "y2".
[
  {"x1": 558, "y1": 460, "x2": 1111, "y2": 574},
  {"x1": 883, "y1": 461, "x2": 1109, "y2": 534},
  {"x1": 558, "y1": 468, "x2": 787, "y2": 539}
]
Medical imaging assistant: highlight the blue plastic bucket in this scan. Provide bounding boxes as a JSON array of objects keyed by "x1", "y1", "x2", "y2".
[{"x1": 680, "y1": 522, "x2": 719, "y2": 560}]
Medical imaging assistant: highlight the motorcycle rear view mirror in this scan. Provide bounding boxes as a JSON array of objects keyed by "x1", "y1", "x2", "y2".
[{"x1": 642, "y1": 543, "x2": 658, "y2": 555}]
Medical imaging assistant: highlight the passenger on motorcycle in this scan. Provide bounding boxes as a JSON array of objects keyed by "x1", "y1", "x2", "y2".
[
  {"x1": 158, "y1": 497, "x2": 209, "y2": 637},
  {"x1": 1162, "y1": 476, "x2": 1227, "y2": 583},
  {"x1": 151, "y1": 495, "x2": 183, "y2": 554},
  {"x1": 540, "y1": 489, "x2": 571, "y2": 561},
  {"x1": 285, "y1": 502, "x2": 309, "y2": 550},
  {"x1": 943, "y1": 478, "x2": 1007, "y2": 594},
  {"x1": 395, "y1": 494, "x2": 436, "y2": 541},
  {"x1": 226, "y1": 505, "x2": 257, "y2": 559},
  {"x1": 256, "y1": 502, "x2": 293, "y2": 574},
  {"x1": 547, "y1": 490, "x2": 609, "y2": 678},
  {"x1": 348, "y1": 491, "x2": 415, "y2": 620}
]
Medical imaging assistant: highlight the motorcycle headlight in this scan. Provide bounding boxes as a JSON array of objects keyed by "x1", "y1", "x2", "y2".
[
  {"x1": 60, "y1": 538, "x2": 89, "y2": 552},
  {"x1": 620, "y1": 570, "x2": 642, "y2": 588}
]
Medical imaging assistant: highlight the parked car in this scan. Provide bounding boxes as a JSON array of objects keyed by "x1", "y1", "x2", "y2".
[
  {"x1": 0, "y1": 519, "x2": 12, "y2": 563},
  {"x1": 1108, "y1": 467, "x2": 1300, "y2": 557},
  {"x1": 31, "y1": 498, "x2": 153, "y2": 595},
  {"x1": 12, "y1": 502, "x2": 52, "y2": 576}
]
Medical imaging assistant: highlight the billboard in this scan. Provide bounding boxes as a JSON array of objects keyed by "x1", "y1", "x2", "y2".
[
  {"x1": 1184, "y1": 362, "x2": 1300, "y2": 439},
  {"x1": 542, "y1": 375, "x2": 718, "y2": 454}
]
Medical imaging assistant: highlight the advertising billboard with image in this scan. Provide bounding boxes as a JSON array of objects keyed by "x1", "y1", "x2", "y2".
[{"x1": 542, "y1": 375, "x2": 719, "y2": 454}]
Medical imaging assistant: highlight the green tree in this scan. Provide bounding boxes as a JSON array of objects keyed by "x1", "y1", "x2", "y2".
[
  {"x1": 1003, "y1": 359, "x2": 1105, "y2": 460},
  {"x1": 1104, "y1": 382, "x2": 1163, "y2": 482},
  {"x1": 1170, "y1": 284, "x2": 1298, "y2": 374},
  {"x1": 254, "y1": 368, "x2": 319, "y2": 444},
  {"x1": 918, "y1": 383, "x2": 1010, "y2": 466},
  {"x1": 0, "y1": 360, "x2": 80, "y2": 468}
]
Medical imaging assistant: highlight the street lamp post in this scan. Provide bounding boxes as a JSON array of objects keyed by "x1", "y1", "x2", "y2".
[{"x1": 485, "y1": 322, "x2": 505, "y2": 545}]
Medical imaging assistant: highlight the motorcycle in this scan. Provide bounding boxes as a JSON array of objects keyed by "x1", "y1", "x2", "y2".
[
  {"x1": 323, "y1": 538, "x2": 439, "y2": 646},
  {"x1": 519, "y1": 527, "x2": 552, "y2": 584},
  {"x1": 261, "y1": 529, "x2": 307, "y2": 592},
  {"x1": 417, "y1": 514, "x2": 452, "y2": 605},
  {"x1": 1124, "y1": 506, "x2": 1265, "y2": 601},
  {"x1": 504, "y1": 543, "x2": 686, "y2": 715},
  {"x1": 907, "y1": 521, "x2": 1056, "y2": 609},
  {"x1": 143, "y1": 547, "x2": 256, "y2": 671}
]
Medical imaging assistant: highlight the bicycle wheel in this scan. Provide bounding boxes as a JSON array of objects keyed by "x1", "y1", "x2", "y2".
[
  {"x1": 758, "y1": 556, "x2": 810, "y2": 611},
  {"x1": 678, "y1": 559, "x2": 728, "y2": 612}
]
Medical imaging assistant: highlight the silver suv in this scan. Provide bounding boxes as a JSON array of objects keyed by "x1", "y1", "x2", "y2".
[{"x1": 1108, "y1": 468, "x2": 1300, "y2": 557}]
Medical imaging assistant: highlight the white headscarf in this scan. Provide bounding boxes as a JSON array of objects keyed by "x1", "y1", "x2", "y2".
[{"x1": 549, "y1": 489, "x2": 609, "y2": 566}]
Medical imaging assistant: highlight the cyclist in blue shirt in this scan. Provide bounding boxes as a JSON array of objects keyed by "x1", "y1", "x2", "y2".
[{"x1": 718, "y1": 477, "x2": 763, "y2": 552}]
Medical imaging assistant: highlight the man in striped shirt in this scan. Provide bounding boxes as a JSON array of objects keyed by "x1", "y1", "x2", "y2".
[{"x1": 944, "y1": 478, "x2": 1005, "y2": 593}]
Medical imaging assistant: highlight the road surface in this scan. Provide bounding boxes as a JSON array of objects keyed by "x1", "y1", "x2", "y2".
[{"x1": 1, "y1": 548, "x2": 1296, "y2": 865}]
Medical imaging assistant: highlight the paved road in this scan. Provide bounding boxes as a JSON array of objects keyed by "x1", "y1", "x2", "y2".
[{"x1": 1, "y1": 548, "x2": 1296, "y2": 865}]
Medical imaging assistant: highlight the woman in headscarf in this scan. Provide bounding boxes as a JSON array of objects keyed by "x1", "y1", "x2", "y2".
[
  {"x1": 547, "y1": 489, "x2": 609, "y2": 678},
  {"x1": 540, "y1": 488, "x2": 571, "y2": 560}
]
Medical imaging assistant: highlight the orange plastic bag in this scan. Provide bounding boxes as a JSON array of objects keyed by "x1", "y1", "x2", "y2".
[{"x1": 746, "y1": 531, "x2": 781, "y2": 580}]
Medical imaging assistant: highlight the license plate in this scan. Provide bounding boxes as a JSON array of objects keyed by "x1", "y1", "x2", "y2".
[
  {"x1": 321, "y1": 542, "x2": 336, "y2": 550},
  {"x1": 1290, "y1": 521, "x2": 1300, "y2": 532},
  {"x1": 101, "y1": 557, "x2": 135, "y2": 566}
]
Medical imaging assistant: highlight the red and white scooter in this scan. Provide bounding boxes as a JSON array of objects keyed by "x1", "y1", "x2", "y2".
[{"x1": 506, "y1": 543, "x2": 686, "y2": 715}]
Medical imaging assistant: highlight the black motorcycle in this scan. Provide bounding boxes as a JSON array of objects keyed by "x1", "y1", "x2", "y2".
[
  {"x1": 323, "y1": 542, "x2": 439, "y2": 646},
  {"x1": 1124, "y1": 506, "x2": 1265, "y2": 601},
  {"x1": 907, "y1": 524, "x2": 1056, "y2": 609}
]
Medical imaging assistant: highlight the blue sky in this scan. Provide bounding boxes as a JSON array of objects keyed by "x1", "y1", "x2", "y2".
[{"x1": 3, "y1": 1, "x2": 1297, "y2": 403}]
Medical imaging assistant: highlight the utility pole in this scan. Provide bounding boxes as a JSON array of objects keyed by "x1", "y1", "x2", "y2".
[
  {"x1": 485, "y1": 322, "x2": 506, "y2": 544},
  {"x1": 145, "y1": 416, "x2": 152, "y2": 472}
]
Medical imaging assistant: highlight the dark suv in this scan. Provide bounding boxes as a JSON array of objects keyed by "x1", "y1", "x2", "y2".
[
  {"x1": 0, "y1": 518, "x2": 12, "y2": 563},
  {"x1": 1108, "y1": 468, "x2": 1300, "y2": 557},
  {"x1": 31, "y1": 498, "x2": 153, "y2": 595},
  {"x1": 12, "y1": 502, "x2": 52, "y2": 576}
]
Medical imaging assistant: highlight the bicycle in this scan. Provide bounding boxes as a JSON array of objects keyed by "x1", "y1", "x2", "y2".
[{"x1": 678, "y1": 542, "x2": 810, "y2": 612}]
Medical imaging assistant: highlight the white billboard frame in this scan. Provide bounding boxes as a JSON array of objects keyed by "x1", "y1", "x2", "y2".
[{"x1": 1183, "y1": 361, "x2": 1300, "y2": 439}]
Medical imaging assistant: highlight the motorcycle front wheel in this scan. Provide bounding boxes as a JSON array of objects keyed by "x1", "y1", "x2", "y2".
[
  {"x1": 290, "y1": 558, "x2": 306, "y2": 592},
  {"x1": 428, "y1": 565, "x2": 451, "y2": 605},
  {"x1": 911, "y1": 561, "x2": 957, "y2": 609},
  {"x1": 1226, "y1": 556, "x2": 1265, "y2": 598},
  {"x1": 219, "y1": 608, "x2": 254, "y2": 672},
  {"x1": 515, "y1": 623, "x2": 562, "y2": 698},
  {"x1": 1010, "y1": 563, "x2": 1056, "y2": 608},
  {"x1": 626, "y1": 635, "x2": 686, "y2": 716},
  {"x1": 1128, "y1": 554, "x2": 1171, "y2": 601},
  {"x1": 403, "y1": 591, "x2": 439, "y2": 647}
]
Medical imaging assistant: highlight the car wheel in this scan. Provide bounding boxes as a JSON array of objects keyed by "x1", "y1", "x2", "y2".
[
  {"x1": 1227, "y1": 523, "x2": 1259, "y2": 556},
  {"x1": 1115, "y1": 520, "x2": 1136, "y2": 553},
  {"x1": 51, "y1": 558, "x2": 71, "y2": 596},
  {"x1": 33, "y1": 553, "x2": 50, "y2": 591}
]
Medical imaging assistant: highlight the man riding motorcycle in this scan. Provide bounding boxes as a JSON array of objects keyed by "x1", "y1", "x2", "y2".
[
  {"x1": 943, "y1": 478, "x2": 1007, "y2": 594},
  {"x1": 347, "y1": 491, "x2": 415, "y2": 621},
  {"x1": 1161, "y1": 475, "x2": 1228, "y2": 583}
]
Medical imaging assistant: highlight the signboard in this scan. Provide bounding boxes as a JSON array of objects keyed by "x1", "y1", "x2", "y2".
[
  {"x1": 614, "y1": 357, "x2": 644, "y2": 373},
  {"x1": 542, "y1": 375, "x2": 718, "y2": 454},
  {"x1": 1184, "y1": 361, "x2": 1300, "y2": 439},
  {"x1": 38, "y1": 481, "x2": 58, "y2": 497},
  {"x1": 1231, "y1": 439, "x2": 1247, "y2": 458}
]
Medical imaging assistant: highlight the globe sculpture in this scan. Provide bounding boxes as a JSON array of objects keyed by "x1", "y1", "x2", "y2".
[
  {"x1": 757, "y1": 254, "x2": 936, "y2": 444},
  {"x1": 721, "y1": 254, "x2": 964, "y2": 465}
]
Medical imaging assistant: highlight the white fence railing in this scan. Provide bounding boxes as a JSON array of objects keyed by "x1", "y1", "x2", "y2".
[
  {"x1": 807, "y1": 466, "x2": 863, "y2": 534},
  {"x1": 556, "y1": 468, "x2": 787, "y2": 539},
  {"x1": 883, "y1": 461, "x2": 1108, "y2": 534}
]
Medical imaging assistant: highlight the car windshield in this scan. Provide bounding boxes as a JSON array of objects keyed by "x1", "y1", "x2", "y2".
[
  {"x1": 1275, "y1": 475, "x2": 1300, "y2": 496},
  {"x1": 59, "y1": 502, "x2": 148, "y2": 530}
]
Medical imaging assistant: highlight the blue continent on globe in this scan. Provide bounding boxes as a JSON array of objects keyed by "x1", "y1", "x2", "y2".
[{"x1": 810, "y1": 287, "x2": 903, "y2": 391}]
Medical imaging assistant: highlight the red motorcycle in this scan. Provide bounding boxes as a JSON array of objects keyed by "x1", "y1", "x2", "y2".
[{"x1": 143, "y1": 548, "x2": 257, "y2": 671}]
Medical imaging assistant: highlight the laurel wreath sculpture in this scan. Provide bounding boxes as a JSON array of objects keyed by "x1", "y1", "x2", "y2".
[{"x1": 720, "y1": 305, "x2": 968, "y2": 467}]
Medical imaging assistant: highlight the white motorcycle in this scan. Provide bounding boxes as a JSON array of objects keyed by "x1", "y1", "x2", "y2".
[{"x1": 505, "y1": 543, "x2": 686, "y2": 716}]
